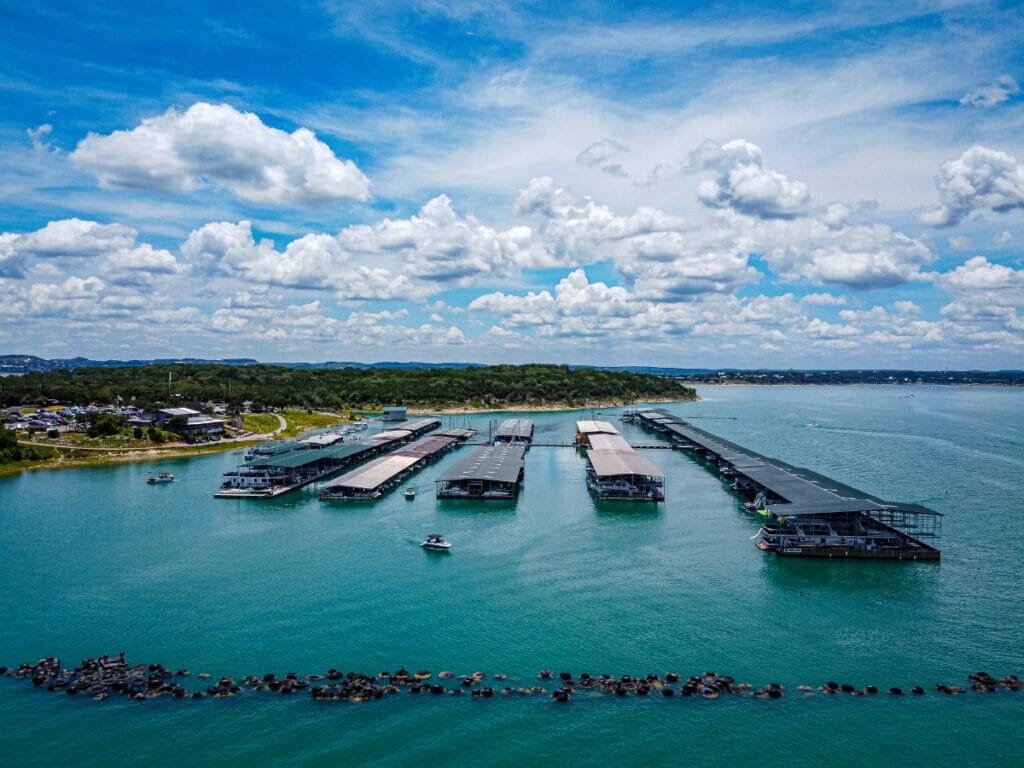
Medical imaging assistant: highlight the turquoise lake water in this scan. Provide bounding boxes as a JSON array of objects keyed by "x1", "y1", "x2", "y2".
[{"x1": 1, "y1": 385, "x2": 1022, "y2": 767}]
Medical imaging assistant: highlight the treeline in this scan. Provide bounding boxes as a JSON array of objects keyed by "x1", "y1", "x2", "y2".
[{"x1": 1, "y1": 363, "x2": 696, "y2": 411}]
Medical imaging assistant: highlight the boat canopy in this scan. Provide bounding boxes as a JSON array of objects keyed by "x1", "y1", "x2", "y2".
[{"x1": 587, "y1": 449, "x2": 664, "y2": 480}]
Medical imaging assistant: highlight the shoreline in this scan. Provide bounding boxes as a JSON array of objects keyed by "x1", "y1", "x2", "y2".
[{"x1": 2, "y1": 397, "x2": 693, "y2": 477}]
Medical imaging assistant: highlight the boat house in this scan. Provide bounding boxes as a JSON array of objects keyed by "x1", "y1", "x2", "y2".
[
  {"x1": 574, "y1": 419, "x2": 619, "y2": 447},
  {"x1": 435, "y1": 443, "x2": 527, "y2": 500},
  {"x1": 318, "y1": 433, "x2": 459, "y2": 500},
  {"x1": 493, "y1": 418, "x2": 534, "y2": 446},
  {"x1": 577, "y1": 420, "x2": 665, "y2": 501},
  {"x1": 217, "y1": 418, "x2": 440, "y2": 498},
  {"x1": 633, "y1": 409, "x2": 941, "y2": 560}
]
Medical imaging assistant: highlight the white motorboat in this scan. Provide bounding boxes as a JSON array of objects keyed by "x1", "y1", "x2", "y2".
[{"x1": 420, "y1": 533, "x2": 451, "y2": 552}]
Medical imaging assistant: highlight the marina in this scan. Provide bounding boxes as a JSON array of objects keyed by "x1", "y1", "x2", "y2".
[
  {"x1": 633, "y1": 408, "x2": 942, "y2": 560},
  {"x1": 576, "y1": 420, "x2": 665, "y2": 500},
  {"x1": 1, "y1": 386, "x2": 1020, "y2": 767},
  {"x1": 215, "y1": 418, "x2": 441, "y2": 498}
]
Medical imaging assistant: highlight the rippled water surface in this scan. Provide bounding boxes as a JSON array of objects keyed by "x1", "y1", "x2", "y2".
[{"x1": 1, "y1": 385, "x2": 1021, "y2": 767}]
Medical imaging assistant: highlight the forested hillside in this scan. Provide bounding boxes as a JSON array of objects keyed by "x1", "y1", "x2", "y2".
[{"x1": 0, "y1": 363, "x2": 695, "y2": 410}]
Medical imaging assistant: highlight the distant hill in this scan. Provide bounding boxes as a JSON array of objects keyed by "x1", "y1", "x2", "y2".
[{"x1": 0, "y1": 355, "x2": 260, "y2": 375}]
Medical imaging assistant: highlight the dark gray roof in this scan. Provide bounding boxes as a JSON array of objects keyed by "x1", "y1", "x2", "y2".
[
  {"x1": 637, "y1": 409, "x2": 942, "y2": 519},
  {"x1": 248, "y1": 442, "x2": 371, "y2": 470},
  {"x1": 437, "y1": 444, "x2": 526, "y2": 484},
  {"x1": 399, "y1": 417, "x2": 442, "y2": 433},
  {"x1": 494, "y1": 419, "x2": 534, "y2": 440}
]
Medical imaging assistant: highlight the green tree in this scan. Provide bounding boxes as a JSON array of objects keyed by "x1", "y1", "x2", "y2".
[{"x1": 86, "y1": 412, "x2": 122, "y2": 438}]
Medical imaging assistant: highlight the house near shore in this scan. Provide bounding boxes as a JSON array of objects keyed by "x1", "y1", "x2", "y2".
[{"x1": 154, "y1": 407, "x2": 225, "y2": 441}]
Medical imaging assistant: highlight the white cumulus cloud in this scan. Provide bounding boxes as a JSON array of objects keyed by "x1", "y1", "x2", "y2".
[
  {"x1": 918, "y1": 145, "x2": 1024, "y2": 227},
  {"x1": 0, "y1": 219, "x2": 179, "y2": 283},
  {"x1": 761, "y1": 219, "x2": 934, "y2": 289},
  {"x1": 71, "y1": 102, "x2": 371, "y2": 207},
  {"x1": 686, "y1": 139, "x2": 809, "y2": 219}
]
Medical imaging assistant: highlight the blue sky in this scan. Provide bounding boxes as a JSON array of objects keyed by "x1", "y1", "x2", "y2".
[{"x1": 1, "y1": 1, "x2": 1022, "y2": 368}]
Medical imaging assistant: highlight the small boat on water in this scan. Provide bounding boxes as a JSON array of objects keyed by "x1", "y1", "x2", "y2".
[
  {"x1": 420, "y1": 533, "x2": 451, "y2": 552},
  {"x1": 405, "y1": 488, "x2": 416, "y2": 499},
  {"x1": 147, "y1": 471, "x2": 174, "y2": 484},
  {"x1": 743, "y1": 492, "x2": 767, "y2": 514}
]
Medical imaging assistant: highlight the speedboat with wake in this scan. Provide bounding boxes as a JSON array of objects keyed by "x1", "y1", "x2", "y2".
[{"x1": 420, "y1": 533, "x2": 451, "y2": 552}]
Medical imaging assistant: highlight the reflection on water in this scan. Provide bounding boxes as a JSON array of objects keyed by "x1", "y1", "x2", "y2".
[{"x1": 761, "y1": 553, "x2": 940, "y2": 595}]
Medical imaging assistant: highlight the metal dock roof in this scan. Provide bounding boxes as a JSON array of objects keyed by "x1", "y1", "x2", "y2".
[
  {"x1": 636, "y1": 409, "x2": 942, "y2": 518},
  {"x1": 437, "y1": 443, "x2": 527, "y2": 484},
  {"x1": 399, "y1": 417, "x2": 444, "y2": 434},
  {"x1": 587, "y1": 449, "x2": 665, "y2": 480},
  {"x1": 321, "y1": 454, "x2": 420, "y2": 491},
  {"x1": 575, "y1": 420, "x2": 619, "y2": 435},
  {"x1": 248, "y1": 442, "x2": 371, "y2": 470},
  {"x1": 586, "y1": 433, "x2": 633, "y2": 452},
  {"x1": 434, "y1": 427, "x2": 477, "y2": 440},
  {"x1": 392, "y1": 434, "x2": 459, "y2": 458},
  {"x1": 494, "y1": 419, "x2": 534, "y2": 441}
]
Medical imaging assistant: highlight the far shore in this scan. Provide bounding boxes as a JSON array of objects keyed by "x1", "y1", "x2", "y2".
[{"x1": 408, "y1": 396, "x2": 689, "y2": 416}]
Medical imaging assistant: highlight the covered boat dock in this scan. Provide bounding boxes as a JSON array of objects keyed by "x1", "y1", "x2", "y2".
[
  {"x1": 633, "y1": 409, "x2": 941, "y2": 559},
  {"x1": 318, "y1": 434, "x2": 460, "y2": 500},
  {"x1": 217, "y1": 418, "x2": 441, "y2": 498},
  {"x1": 493, "y1": 418, "x2": 534, "y2": 446},
  {"x1": 574, "y1": 420, "x2": 619, "y2": 447},
  {"x1": 435, "y1": 443, "x2": 527, "y2": 500},
  {"x1": 577, "y1": 420, "x2": 665, "y2": 501}
]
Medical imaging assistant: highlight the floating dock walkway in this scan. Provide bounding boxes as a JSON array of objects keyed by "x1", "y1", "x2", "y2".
[
  {"x1": 576, "y1": 420, "x2": 665, "y2": 501},
  {"x1": 633, "y1": 409, "x2": 941, "y2": 560},
  {"x1": 216, "y1": 418, "x2": 441, "y2": 499}
]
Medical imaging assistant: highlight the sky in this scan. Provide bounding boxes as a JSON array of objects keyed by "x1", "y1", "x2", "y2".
[{"x1": 1, "y1": 1, "x2": 1022, "y2": 369}]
